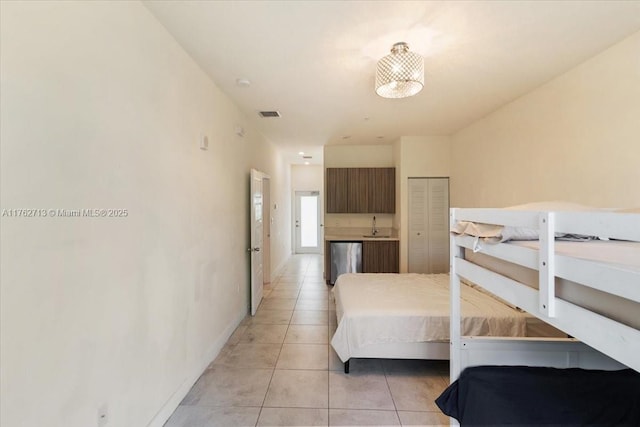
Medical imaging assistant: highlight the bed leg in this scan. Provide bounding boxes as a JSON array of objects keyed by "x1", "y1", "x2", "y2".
[{"x1": 344, "y1": 360, "x2": 350, "y2": 374}]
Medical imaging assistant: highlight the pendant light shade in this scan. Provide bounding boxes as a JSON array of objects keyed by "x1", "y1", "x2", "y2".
[{"x1": 375, "y1": 42, "x2": 424, "y2": 99}]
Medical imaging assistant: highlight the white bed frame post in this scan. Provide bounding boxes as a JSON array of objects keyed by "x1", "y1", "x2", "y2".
[
  {"x1": 539, "y1": 212, "x2": 556, "y2": 317},
  {"x1": 449, "y1": 208, "x2": 463, "y2": 427},
  {"x1": 449, "y1": 208, "x2": 463, "y2": 383}
]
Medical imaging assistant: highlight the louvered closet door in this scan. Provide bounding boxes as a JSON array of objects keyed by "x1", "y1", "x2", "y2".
[{"x1": 408, "y1": 178, "x2": 449, "y2": 274}]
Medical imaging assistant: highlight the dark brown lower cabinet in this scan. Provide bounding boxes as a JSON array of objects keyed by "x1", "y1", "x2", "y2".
[
  {"x1": 363, "y1": 240, "x2": 399, "y2": 274},
  {"x1": 325, "y1": 240, "x2": 400, "y2": 284}
]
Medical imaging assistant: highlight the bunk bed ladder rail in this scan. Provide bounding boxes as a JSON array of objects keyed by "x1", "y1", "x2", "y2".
[
  {"x1": 539, "y1": 212, "x2": 556, "y2": 317},
  {"x1": 449, "y1": 208, "x2": 463, "y2": 427},
  {"x1": 449, "y1": 208, "x2": 463, "y2": 384}
]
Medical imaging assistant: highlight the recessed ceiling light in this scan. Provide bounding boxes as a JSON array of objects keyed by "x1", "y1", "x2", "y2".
[
  {"x1": 298, "y1": 151, "x2": 305, "y2": 155},
  {"x1": 304, "y1": 161, "x2": 310, "y2": 165}
]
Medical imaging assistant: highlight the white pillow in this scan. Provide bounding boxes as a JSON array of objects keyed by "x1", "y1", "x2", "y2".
[
  {"x1": 500, "y1": 201, "x2": 599, "y2": 241},
  {"x1": 450, "y1": 221, "x2": 503, "y2": 238},
  {"x1": 452, "y1": 201, "x2": 600, "y2": 242}
]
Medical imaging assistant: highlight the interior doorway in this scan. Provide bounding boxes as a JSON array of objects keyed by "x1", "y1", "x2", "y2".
[{"x1": 294, "y1": 191, "x2": 321, "y2": 254}]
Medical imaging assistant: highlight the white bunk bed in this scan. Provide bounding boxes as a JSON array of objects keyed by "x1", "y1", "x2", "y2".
[{"x1": 445, "y1": 207, "x2": 640, "y2": 424}]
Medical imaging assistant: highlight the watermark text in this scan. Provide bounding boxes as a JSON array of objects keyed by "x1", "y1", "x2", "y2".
[{"x1": 2, "y1": 208, "x2": 129, "y2": 218}]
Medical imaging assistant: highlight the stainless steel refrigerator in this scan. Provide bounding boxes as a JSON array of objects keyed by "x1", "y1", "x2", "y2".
[{"x1": 330, "y1": 242, "x2": 362, "y2": 285}]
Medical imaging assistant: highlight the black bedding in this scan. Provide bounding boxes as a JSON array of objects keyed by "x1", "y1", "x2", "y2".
[{"x1": 436, "y1": 366, "x2": 640, "y2": 426}]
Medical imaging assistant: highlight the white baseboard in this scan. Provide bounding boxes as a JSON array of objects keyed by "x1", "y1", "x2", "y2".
[{"x1": 146, "y1": 308, "x2": 247, "y2": 427}]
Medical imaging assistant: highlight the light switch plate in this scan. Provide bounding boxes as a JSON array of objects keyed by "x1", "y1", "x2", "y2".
[{"x1": 200, "y1": 135, "x2": 209, "y2": 150}]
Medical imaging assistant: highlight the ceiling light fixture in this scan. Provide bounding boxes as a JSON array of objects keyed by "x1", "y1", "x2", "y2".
[{"x1": 375, "y1": 42, "x2": 424, "y2": 99}]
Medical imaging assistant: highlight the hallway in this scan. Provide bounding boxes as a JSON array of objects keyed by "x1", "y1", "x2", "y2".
[{"x1": 165, "y1": 254, "x2": 450, "y2": 426}]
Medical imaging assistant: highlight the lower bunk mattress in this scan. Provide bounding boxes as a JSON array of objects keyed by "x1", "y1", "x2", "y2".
[{"x1": 436, "y1": 366, "x2": 640, "y2": 426}]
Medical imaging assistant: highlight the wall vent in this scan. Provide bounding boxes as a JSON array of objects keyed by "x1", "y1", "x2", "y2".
[{"x1": 259, "y1": 111, "x2": 281, "y2": 118}]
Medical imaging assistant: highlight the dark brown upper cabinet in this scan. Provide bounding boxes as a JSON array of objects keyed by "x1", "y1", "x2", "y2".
[
  {"x1": 369, "y1": 168, "x2": 395, "y2": 213},
  {"x1": 347, "y1": 168, "x2": 370, "y2": 213},
  {"x1": 326, "y1": 168, "x2": 349, "y2": 213},
  {"x1": 326, "y1": 167, "x2": 395, "y2": 213}
]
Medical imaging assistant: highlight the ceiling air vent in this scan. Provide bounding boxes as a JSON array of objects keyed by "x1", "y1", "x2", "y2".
[
  {"x1": 302, "y1": 155, "x2": 312, "y2": 159},
  {"x1": 259, "y1": 111, "x2": 281, "y2": 118}
]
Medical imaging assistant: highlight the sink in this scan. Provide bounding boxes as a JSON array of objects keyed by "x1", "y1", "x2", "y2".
[{"x1": 362, "y1": 235, "x2": 391, "y2": 238}]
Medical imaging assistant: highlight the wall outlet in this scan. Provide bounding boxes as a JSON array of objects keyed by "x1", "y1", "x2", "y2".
[{"x1": 97, "y1": 403, "x2": 109, "y2": 426}]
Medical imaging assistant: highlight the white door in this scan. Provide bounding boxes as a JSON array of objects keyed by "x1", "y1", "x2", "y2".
[
  {"x1": 250, "y1": 169, "x2": 269, "y2": 315},
  {"x1": 408, "y1": 178, "x2": 449, "y2": 274},
  {"x1": 294, "y1": 191, "x2": 321, "y2": 254}
]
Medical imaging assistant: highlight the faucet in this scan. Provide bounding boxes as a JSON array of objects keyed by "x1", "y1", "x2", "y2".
[{"x1": 371, "y1": 216, "x2": 378, "y2": 236}]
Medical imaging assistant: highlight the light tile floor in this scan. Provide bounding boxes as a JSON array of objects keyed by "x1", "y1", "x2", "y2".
[{"x1": 165, "y1": 254, "x2": 450, "y2": 427}]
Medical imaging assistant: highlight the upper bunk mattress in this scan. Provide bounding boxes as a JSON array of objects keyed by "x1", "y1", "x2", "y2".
[{"x1": 465, "y1": 239, "x2": 640, "y2": 329}]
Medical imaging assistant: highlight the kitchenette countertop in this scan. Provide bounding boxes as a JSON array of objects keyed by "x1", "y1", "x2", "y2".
[
  {"x1": 324, "y1": 227, "x2": 399, "y2": 241},
  {"x1": 326, "y1": 236, "x2": 399, "y2": 241}
]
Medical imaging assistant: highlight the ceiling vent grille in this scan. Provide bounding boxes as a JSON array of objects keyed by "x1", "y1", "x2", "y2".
[
  {"x1": 302, "y1": 155, "x2": 312, "y2": 159},
  {"x1": 259, "y1": 111, "x2": 281, "y2": 118}
]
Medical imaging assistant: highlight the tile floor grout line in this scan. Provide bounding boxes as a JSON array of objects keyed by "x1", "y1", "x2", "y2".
[
  {"x1": 381, "y1": 360, "x2": 403, "y2": 426},
  {"x1": 272, "y1": 263, "x2": 297, "y2": 417},
  {"x1": 254, "y1": 259, "x2": 301, "y2": 425}
]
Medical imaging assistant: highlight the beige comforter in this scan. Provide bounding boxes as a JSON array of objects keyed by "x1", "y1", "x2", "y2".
[{"x1": 331, "y1": 273, "x2": 528, "y2": 362}]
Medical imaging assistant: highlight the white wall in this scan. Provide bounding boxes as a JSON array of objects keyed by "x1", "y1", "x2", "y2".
[
  {"x1": 451, "y1": 31, "x2": 640, "y2": 208},
  {"x1": 291, "y1": 164, "x2": 324, "y2": 192},
  {"x1": 395, "y1": 136, "x2": 451, "y2": 272},
  {"x1": 265, "y1": 155, "x2": 292, "y2": 278},
  {"x1": 0, "y1": 2, "x2": 290, "y2": 427},
  {"x1": 323, "y1": 144, "x2": 395, "y2": 168}
]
